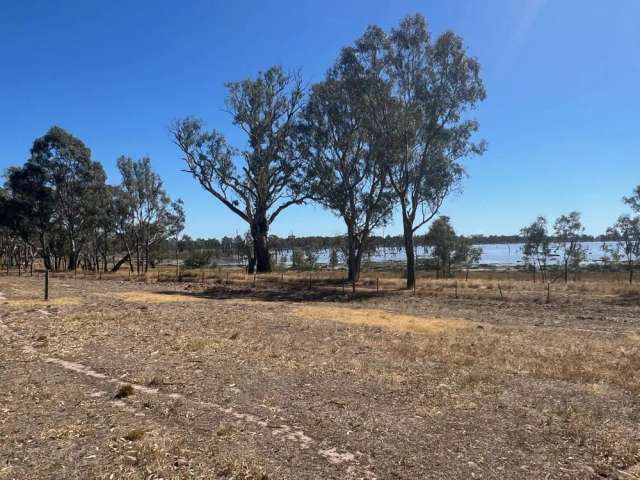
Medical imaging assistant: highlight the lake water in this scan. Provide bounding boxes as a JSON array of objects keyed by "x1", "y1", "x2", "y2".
[{"x1": 271, "y1": 241, "x2": 616, "y2": 267}]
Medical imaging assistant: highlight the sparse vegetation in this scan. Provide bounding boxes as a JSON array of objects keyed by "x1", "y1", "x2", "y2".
[
  {"x1": 2, "y1": 273, "x2": 640, "y2": 478},
  {"x1": 0, "y1": 9, "x2": 638, "y2": 480}
]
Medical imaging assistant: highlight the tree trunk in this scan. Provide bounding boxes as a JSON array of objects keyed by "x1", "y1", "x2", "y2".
[
  {"x1": 111, "y1": 253, "x2": 131, "y2": 272},
  {"x1": 144, "y1": 241, "x2": 150, "y2": 273},
  {"x1": 403, "y1": 220, "x2": 416, "y2": 290},
  {"x1": 251, "y1": 214, "x2": 271, "y2": 273},
  {"x1": 346, "y1": 225, "x2": 361, "y2": 285},
  {"x1": 67, "y1": 244, "x2": 79, "y2": 271}
]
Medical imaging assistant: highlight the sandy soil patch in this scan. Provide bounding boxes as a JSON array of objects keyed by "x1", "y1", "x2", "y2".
[{"x1": 293, "y1": 305, "x2": 474, "y2": 334}]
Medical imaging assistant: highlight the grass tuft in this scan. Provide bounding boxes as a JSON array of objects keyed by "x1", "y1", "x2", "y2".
[{"x1": 114, "y1": 384, "x2": 134, "y2": 399}]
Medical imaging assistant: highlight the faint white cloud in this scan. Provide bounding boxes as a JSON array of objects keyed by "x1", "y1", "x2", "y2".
[{"x1": 496, "y1": 0, "x2": 547, "y2": 75}]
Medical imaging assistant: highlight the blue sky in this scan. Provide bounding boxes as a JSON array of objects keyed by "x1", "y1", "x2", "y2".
[{"x1": 1, "y1": 0, "x2": 639, "y2": 238}]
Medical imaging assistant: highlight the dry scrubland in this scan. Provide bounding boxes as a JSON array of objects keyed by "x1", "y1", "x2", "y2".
[{"x1": 1, "y1": 271, "x2": 640, "y2": 479}]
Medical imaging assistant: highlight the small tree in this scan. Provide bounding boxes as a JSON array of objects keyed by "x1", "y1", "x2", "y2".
[
  {"x1": 172, "y1": 66, "x2": 306, "y2": 273},
  {"x1": 602, "y1": 186, "x2": 640, "y2": 283},
  {"x1": 453, "y1": 237, "x2": 482, "y2": 280},
  {"x1": 115, "y1": 156, "x2": 184, "y2": 273},
  {"x1": 521, "y1": 216, "x2": 551, "y2": 282},
  {"x1": 304, "y1": 248, "x2": 320, "y2": 269},
  {"x1": 328, "y1": 248, "x2": 340, "y2": 269},
  {"x1": 553, "y1": 211, "x2": 587, "y2": 283},
  {"x1": 291, "y1": 248, "x2": 305, "y2": 270},
  {"x1": 605, "y1": 215, "x2": 640, "y2": 283},
  {"x1": 426, "y1": 216, "x2": 457, "y2": 278}
]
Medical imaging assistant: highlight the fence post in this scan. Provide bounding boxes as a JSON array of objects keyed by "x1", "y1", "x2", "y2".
[
  {"x1": 376, "y1": 276, "x2": 379, "y2": 293},
  {"x1": 44, "y1": 270, "x2": 49, "y2": 301},
  {"x1": 498, "y1": 283, "x2": 504, "y2": 301},
  {"x1": 455, "y1": 280, "x2": 458, "y2": 299}
]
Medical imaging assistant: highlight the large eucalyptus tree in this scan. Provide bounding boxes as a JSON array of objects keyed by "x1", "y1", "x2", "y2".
[
  {"x1": 372, "y1": 15, "x2": 487, "y2": 289},
  {"x1": 172, "y1": 66, "x2": 306, "y2": 273},
  {"x1": 7, "y1": 127, "x2": 107, "y2": 271},
  {"x1": 298, "y1": 29, "x2": 394, "y2": 285}
]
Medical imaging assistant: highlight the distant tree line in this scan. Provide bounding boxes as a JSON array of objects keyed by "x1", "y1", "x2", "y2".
[{"x1": 0, "y1": 127, "x2": 184, "y2": 273}]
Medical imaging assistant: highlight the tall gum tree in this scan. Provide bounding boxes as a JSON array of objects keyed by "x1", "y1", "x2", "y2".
[
  {"x1": 172, "y1": 66, "x2": 306, "y2": 273},
  {"x1": 298, "y1": 34, "x2": 394, "y2": 285},
  {"x1": 27, "y1": 126, "x2": 107, "y2": 271},
  {"x1": 367, "y1": 15, "x2": 486, "y2": 289}
]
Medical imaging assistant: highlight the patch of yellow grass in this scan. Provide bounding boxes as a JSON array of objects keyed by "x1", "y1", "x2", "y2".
[
  {"x1": 293, "y1": 305, "x2": 473, "y2": 334},
  {"x1": 116, "y1": 292, "x2": 204, "y2": 303},
  {"x1": 4, "y1": 296, "x2": 81, "y2": 306},
  {"x1": 221, "y1": 298, "x2": 272, "y2": 307}
]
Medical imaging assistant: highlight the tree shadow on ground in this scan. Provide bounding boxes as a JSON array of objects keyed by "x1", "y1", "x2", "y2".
[{"x1": 156, "y1": 281, "x2": 393, "y2": 304}]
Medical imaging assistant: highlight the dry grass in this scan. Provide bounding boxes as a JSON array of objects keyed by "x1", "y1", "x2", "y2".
[
  {"x1": 2, "y1": 274, "x2": 640, "y2": 479},
  {"x1": 115, "y1": 291, "x2": 204, "y2": 303},
  {"x1": 293, "y1": 304, "x2": 474, "y2": 334},
  {"x1": 2, "y1": 296, "x2": 81, "y2": 306},
  {"x1": 114, "y1": 384, "x2": 135, "y2": 399}
]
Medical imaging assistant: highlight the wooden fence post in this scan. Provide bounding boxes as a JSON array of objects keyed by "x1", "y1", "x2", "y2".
[
  {"x1": 455, "y1": 281, "x2": 458, "y2": 299},
  {"x1": 44, "y1": 270, "x2": 49, "y2": 301}
]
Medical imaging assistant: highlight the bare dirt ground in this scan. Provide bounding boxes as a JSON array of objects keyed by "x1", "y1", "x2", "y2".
[{"x1": 1, "y1": 274, "x2": 640, "y2": 479}]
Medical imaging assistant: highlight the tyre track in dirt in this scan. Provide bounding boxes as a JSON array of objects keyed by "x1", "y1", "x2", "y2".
[{"x1": 0, "y1": 311, "x2": 377, "y2": 479}]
